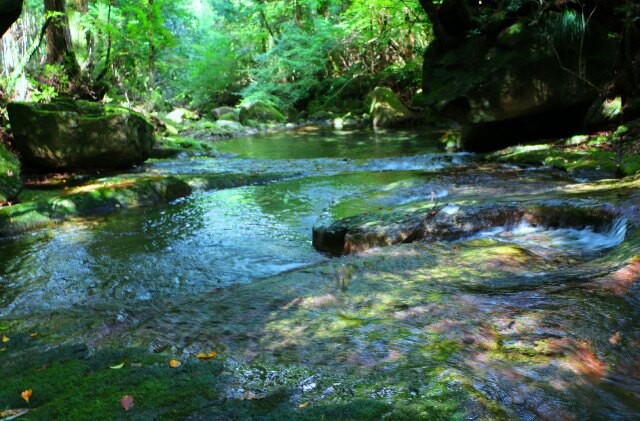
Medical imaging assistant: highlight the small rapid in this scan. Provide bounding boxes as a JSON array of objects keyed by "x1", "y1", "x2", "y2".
[{"x1": 469, "y1": 217, "x2": 628, "y2": 254}]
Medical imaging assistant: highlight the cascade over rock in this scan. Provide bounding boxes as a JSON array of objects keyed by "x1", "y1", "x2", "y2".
[{"x1": 7, "y1": 100, "x2": 155, "y2": 170}]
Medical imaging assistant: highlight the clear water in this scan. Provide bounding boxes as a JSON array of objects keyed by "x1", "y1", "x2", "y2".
[{"x1": 1, "y1": 127, "x2": 639, "y2": 419}]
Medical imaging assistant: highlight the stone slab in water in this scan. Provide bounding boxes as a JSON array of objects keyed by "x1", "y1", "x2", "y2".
[
  {"x1": 313, "y1": 202, "x2": 621, "y2": 256},
  {"x1": 7, "y1": 100, "x2": 155, "y2": 170}
]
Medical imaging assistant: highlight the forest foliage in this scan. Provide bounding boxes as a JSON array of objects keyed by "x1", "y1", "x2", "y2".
[{"x1": 0, "y1": 0, "x2": 431, "y2": 115}]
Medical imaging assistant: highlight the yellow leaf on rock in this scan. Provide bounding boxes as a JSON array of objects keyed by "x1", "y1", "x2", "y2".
[
  {"x1": 21, "y1": 389, "x2": 32, "y2": 403},
  {"x1": 196, "y1": 351, "x2": 217, "y2": 360},
  {"x1": 169, "y1": 359, "x2": 181, "y2": 368},
  {"x1": 299, "y1": 402, "x2": 311, "y2": 408},
  {"x1": 2, "y1": 335, "x2": 9, "y2": 343}
]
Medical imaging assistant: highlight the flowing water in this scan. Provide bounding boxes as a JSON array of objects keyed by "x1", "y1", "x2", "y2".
[{"x1": 1, "y1": 128, "x2": 639, "y2": 419}]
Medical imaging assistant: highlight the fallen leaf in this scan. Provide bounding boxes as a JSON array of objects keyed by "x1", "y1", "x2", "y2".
[
  {"x1": 30, "y1": 333, "x2": 39, "y2": 338},
  {"x1": 298, "y1": 402, "x2": 311, "y2": 408},
  {"x1": 196, "y1": 351, "x2": 217, "y2": 360},
  {"x1": 610, "y1": 332, "x2": 622, "y2": 345},
  {"x1": 110, "y1": 362, "x2": 125, "y2": 370},
  {"x1": 120, "y1": 395, "x2": 134, "y2": 411},
  {"x1": 2, "y1": 335, "x2": 9, "y2": 343},
  {"x1": 21, "y1": 389, "x2": 32, "y2": 403},
  {"x1": 169, "y1": 359, "x2": 182, "y2": 368},
  {"x1": 0, "y1": 408, "x2": 30, "y2": 420}
]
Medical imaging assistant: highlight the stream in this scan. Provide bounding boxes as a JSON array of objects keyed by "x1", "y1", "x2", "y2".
[{"x1": 1, "y1": 128, "x2": 639, "y2": 419}]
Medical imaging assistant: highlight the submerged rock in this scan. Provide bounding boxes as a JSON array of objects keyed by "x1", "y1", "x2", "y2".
[
  {"x1": 365, "y1": 87, "x2": 415, "y2": 129},
  {"x1": 7, "y1": 100, "x2": 155, "y2": 170},
  {"x1": 0, "y1": 142, "x2": 21, "y2": 202},
  {"x1": 239, "y1": 102, "x2": 286, "y2": 126}
]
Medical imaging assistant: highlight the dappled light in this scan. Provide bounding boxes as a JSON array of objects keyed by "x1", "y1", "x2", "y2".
[{"x1": 1, "y1": 0, "x2": 640, "y2": 418}]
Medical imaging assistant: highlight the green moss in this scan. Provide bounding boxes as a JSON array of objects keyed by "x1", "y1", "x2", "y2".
[
  {"x1": 0, "y1": 176, "x2": 192, "y2": 237},
  {"x1": 621, "y1": 154, "x2": 640, "y2": 176},
  {"x1": 487, "y1": 144, "x2": 618, "y2": 175},
  {"x1": 239, "y1": 102, "x2": 286, "y2": 126},
  {"x1": 152, "y1": 136, "x2": 216, "y2": 158},
  {"x1": 0, "y1": 143, "x2": 21, "y2": 202}
]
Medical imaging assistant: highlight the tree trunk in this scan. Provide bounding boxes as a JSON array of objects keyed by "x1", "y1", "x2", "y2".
[
  {"x1": 417, "y1": 0, "x2": 454, "y2": 46},
  {"x1": 0, "y1": 0, "x2": 24, "y2": 38},
  {"x1": 44, "y1": 0, "x2": 79, "y2": 75},
  {"x1": 148, "y1": 0, "x2": 156, "y2": 78}
]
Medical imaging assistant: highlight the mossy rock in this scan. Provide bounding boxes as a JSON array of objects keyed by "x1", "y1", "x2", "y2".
[
  {"x1": 0, "y1": 175, "x2": 192, "y2": 237},
  {"x1": 7, "y1": 100, "x2": 155, "y2": 170},
  {"x1": 212, "y1": 106, "x2": 238, "y2": 121},
  {"x1": 0, "y1": 142, "x2": 21, "y2": 202},
  {"x1": 364, "y1": 87, "x2": 415, "y2": 129},
  {"x1": 239, "y1": 102, "x2": 286, "y2": 126}
]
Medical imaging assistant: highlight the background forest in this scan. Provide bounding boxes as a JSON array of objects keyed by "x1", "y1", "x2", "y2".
[{"x1": 0, "y1": 0, "x2": 429, "y2": 118}]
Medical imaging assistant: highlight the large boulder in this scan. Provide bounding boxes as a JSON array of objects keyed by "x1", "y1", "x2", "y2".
[
  {"x1": 365, "y1": 87, "x2": 415, "y2": 129},
  {"x1": 422, "y1": 17, "x2": 618, "y2": 151},
  {"x1": 7, "y1": 100, "x2": 155, "y2": 170},
  {"x1": 0, "y1": 142, "x2": 20, "y2": 202},
  {"x1": 239, "y1": 102, "x2": 286, "y2": 126}
]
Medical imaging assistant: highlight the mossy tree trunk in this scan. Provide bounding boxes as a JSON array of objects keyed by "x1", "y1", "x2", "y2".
[{"x1": 44, "y1": 0, "x2": 79, "y2": 76}]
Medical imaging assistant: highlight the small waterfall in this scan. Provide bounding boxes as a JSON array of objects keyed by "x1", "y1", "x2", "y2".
[{"x1": 468, "y1": 217, "x2": 628, "y2": 253}]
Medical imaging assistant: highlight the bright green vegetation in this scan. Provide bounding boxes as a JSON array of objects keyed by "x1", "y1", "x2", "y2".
[
  {"x1": 1, "y1": 0, "x2": 428, "y2": 118},
  {"x1": 487, "y1": 126, "x2": 640, "y2": 178},
  {"x1": 0, "y1": 142, "x2": 20, "y2": 201}
]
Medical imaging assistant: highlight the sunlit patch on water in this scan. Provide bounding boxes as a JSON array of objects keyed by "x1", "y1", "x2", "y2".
[{"x1": 469, "y1": 218, "x2": 627, "y2": 253}]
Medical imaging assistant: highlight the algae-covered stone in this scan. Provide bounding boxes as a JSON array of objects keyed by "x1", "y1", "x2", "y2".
[
  {"x1": 213, "y1": 107, "x2": 238, "y2": 121},
  {"x1": 7, "y1": 100, "x2": 155, "y2": 170},
  {"x1": 365, "y1": 87, "x2": 415, "y2": 129},
  {"x1": 165, "y1": 108, "x2": 199, "y2": 124},
  {"x1": 239, "y1": 102, "x2": 286, "y2": 126},
  {"x1": 0, "y1": 142, "x2": 21, "y2": 202}
]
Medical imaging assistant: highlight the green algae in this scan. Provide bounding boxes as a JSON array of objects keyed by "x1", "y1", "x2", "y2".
[
  {"x1": 152, "y1": 136, "x2": 217, "y2": 158},
  {"x1": 0, "y1": 143, "x2": 21, "y2": 202},
  {"x1": 0, "y1": 173, "x2": 283, "y2": 237}
]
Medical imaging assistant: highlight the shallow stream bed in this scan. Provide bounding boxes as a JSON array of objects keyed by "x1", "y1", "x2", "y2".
[{"x1": 1, "y1": 128, "x2": 639, "y2": 419}]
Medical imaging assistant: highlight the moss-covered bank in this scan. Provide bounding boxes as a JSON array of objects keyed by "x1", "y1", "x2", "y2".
[{"x1": 0, "y1": 172, "x2": 283, "y2": 237}]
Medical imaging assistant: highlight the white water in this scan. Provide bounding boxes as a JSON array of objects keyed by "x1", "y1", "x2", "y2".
[{"x1": 470, "y1": 217, "x2": 628, "y2": 253}]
